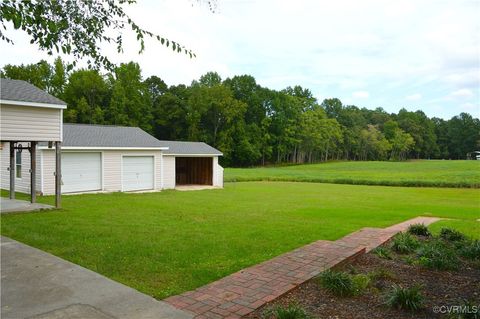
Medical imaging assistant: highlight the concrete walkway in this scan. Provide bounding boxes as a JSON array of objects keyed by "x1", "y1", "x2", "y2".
[
  {"x1": 0, "y1": 237, "x2": 193, "y2": 319},
  {"x1": 165, "y1": 216, "x2": 441, "y2": 318},
  {"x1": 0, "y1": 197, "x2": 53, "y2": 214}
]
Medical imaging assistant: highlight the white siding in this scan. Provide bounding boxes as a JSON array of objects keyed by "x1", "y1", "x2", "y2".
[
  {"x1": 213, "y1": 156, "x2": 224, "y2": 187},
  {"x1": 0, "y1": 142, "x2": 42, "y2": 194},
  {"x1": 1, "y1": 145, "x2": 223, "y2": 194},
  {"x1": 39, "y1": 149, "x2": 164, "y2": 195},
  {"x1": 0, "y1": 104, "x2": 62, "y2": 141},
  {"x1": 41, "y1": 149, "x2": 56, "y2": 195},
  {"x1": 162, "y1": 155, "x2": 176, "y2": 189}
]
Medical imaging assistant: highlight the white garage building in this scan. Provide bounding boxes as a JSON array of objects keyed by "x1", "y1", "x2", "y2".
[
  {"x1": 1, "y1": 123, "x2": 224, "y2": 195},
  {"x1": 0, "y1": 79, "x2": 223, "y2": 196}
]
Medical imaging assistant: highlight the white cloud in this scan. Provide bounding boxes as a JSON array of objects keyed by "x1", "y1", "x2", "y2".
[
  {"x1": 461, "y1": 102, "x2": 480, "y2": 112},
  {"x1": 449, "y1": 89, "x2": 474, "y2": 99},
  {"x1": 460, "y1": 102, "x2": 480, "y2": 117},
  {"x1": 442, "y1": 71, "x2": 480, "y2": 89},
  {"x1": 406, "y1": 93, "x2": 422, "y2": 101},
  {"x1": 352, "y1": 91, "x2": 370, "y2": 98}
]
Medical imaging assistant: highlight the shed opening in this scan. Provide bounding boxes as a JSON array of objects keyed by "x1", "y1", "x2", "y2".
[{"x1": 175, "y1": 157, "x2": 213, "y2": 185}]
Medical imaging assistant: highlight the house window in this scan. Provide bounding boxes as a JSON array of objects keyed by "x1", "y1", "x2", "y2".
[{"x1": 16, "y1": 150, "x2": 22, "y2": 178}]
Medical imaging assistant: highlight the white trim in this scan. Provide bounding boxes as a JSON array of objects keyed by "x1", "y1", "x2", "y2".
[
  {"x1": 120, "y1": 154, "x2": 155, "y2": 192},
  {"x1": 40, "y1": 150, "x2": 44, "y2": 194},
  {"x1": 120, "y1": 154, "x2": 124, "y2": 192},
  {"x1": 164, "y1": 153, "x2": 222, "y2": 157},
  {"x1": 39, "y1": 146, "x2": 169, "y2": 151},
  {"x1": 160, "y1": 153, "x2": 164, "y2": 189},
  {"x1": 59, "y1": 109, "x2": 63, "y2": 142},
  {"x1": 15, "y1": 149, "x2": 22, "y2": 180},
  {"x1": 101, "y1": 151, "x2": 105, "y2": 191},
  {"x1": 154, "y1": 155, "x2": 157, "y2": 190},
  {"x1": 173, "y1": 156, "x2": 177, "y2": 188},
  {"x1": 0, "y1": 99, "x2": 67, "y2": 109}
]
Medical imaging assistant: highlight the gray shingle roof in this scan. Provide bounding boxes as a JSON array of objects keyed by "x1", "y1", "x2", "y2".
[
  {"x1": 62, "y1": 124, "x2": 164, "y2": 148},
  {"x1": 156, "y1": 140, "x2": 223, "y2": 155},
  {"x1": 47, "y1": 124, "x2": 222, "y2": 155},
  {"x1": 0, "y1": 78, "x2": 67, "y2": 106}
]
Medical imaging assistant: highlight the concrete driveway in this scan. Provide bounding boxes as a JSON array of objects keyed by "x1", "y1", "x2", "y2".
[{"x1": 1, "y1": 237, "x2": 193, "y2": 319}]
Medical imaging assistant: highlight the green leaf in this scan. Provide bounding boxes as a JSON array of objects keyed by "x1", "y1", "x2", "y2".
[{"x1": 12, "y1": 14, "x2": 22, "y2": 29}]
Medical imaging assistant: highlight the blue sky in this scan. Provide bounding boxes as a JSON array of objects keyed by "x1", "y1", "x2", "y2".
[{"x1": 1, "y1": 0, "x2": 479, "y2": 119}]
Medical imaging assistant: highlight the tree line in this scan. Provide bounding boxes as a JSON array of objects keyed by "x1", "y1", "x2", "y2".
[{"x1": 2, "y1": 59, "x2": 479, "y2": 166}]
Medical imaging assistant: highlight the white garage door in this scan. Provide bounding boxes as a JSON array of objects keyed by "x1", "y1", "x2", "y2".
[
  {"x1": 62, "y1": 152, "x2": 102, "y2": 193},
  {"x1": 122, "y1": 156, "x2": 154, "y2": 191}
]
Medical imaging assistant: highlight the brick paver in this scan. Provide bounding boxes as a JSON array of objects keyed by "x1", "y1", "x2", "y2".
[
  {"x1": 165, "y1": 216, "x2": 440, "y2": 318},
  {"x1": 336, "y1": 217, "x2": 441, "y2": 252}
]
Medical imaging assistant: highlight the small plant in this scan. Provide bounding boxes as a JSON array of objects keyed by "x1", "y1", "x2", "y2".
[
  {"x1": 402, "y1": 255, "x2": 416, "y2": 265},
  {"x1": 417, "y1": 240, "x2": 460, "y2": 270},
  {"x1": 368, "y1": 268, "x2": 396, "y2": 281},
  {"x1": 459, "y1": 239, "x2": 480, "y2": 260},
  {"x1": 440, "y1": 228, "x2": 466, "y2": 242},
  {"x1": 390, "y1": 232, "x2": 420, "y2": 254},
  {"x1": 408, "y1": 223, "x2": 431, "y2": 237},
  {"x1": 319, "y1": 270, "x2": 355, "y2": 297},
  {"x1": 372, "y1": 246, "x2": 392, "y2": 259},
  {"x1": 386, "y1": 284, "x2": 424, "y2": 312},
  {"x1": 352, "y1": 274, "x2": 371, "y2": 295},
  {"x1": 266, "y1": 303, "x2": 310, "y2": 319},
  {"x1": 346, "y1": 264, "x2": 359, "y2": 274}
]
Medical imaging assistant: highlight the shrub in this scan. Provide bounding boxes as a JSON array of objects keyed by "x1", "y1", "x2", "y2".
[
  {"x1": 407, "y1": 223, "x2": 431, "y2": 237},
  {"x1": 386, "y1": 284, "x2": 424, "y2": 312},
  {"x1": 440, "y1": 228, "x2": 466, "y2": 242},
  {"x1": 460, "y1": 239, "x2": 480, "y2": 260},
  {"x1": 319, "y1": 270, "x2": 355, "y2": 297},
  {"x1": 417, "y1": 240, "x2": 460, "y2": 270},
  {"x1": 267, "y1": 304, "x2": 310, "y2": 319},
  {"x1": 372, "y1": 247, "x2": 392, "y2": 259},
  {"x1": 390, "y1": 232, "x2": 420, "y2": 254}
]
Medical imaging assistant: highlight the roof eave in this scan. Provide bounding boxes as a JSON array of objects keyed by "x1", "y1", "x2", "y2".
[
  {"x1": 164, "y1": 153, "x2": 223, "y2": 156},
  {"x1": 1, "y1": 99, "x2": 67, "y2": 109},
  {"x1": 38, "y1": 146, "x2": 169, "y2": 150}
]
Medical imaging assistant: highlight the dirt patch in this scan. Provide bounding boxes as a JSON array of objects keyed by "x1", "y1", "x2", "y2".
[{"x1": 247, "y1": 242, "x2": 480, "y2": 319}]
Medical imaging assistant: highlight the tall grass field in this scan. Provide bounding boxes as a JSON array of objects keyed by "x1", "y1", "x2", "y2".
[{"x1": 225, "y1": 160, "x2": 480, "y2": 188}]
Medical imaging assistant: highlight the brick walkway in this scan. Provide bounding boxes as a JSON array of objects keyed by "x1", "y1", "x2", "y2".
[{"x1": 165, "y1": 216, "x2": 440, "y2": 318}]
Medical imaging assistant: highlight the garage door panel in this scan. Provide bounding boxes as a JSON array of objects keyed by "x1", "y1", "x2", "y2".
[
  {"x1": 62, "y1": 152, "x2": 102, "y2": 193},
  {"x1": 122, "y1": 156, "x2": 154, "y2": 191}
]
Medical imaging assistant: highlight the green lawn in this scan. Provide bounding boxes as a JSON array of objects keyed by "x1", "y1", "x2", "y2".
[
  {"x1": 225, "y1": 160, "x2": 480, "y2": 188},
  {"x1": 1, "y1": 182, "x2": 479, "y2": 299}
]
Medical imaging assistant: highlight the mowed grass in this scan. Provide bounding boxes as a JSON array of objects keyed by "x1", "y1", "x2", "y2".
[
  {"x1": 429, "y1": 219, "x2": 480, "y2": 238},
  {"x1": 225, "y1": 160, "x2": 480, "y2": 188},
  {"x1": 1, "y1": 182, "x2": 479, "y2": 299}
]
